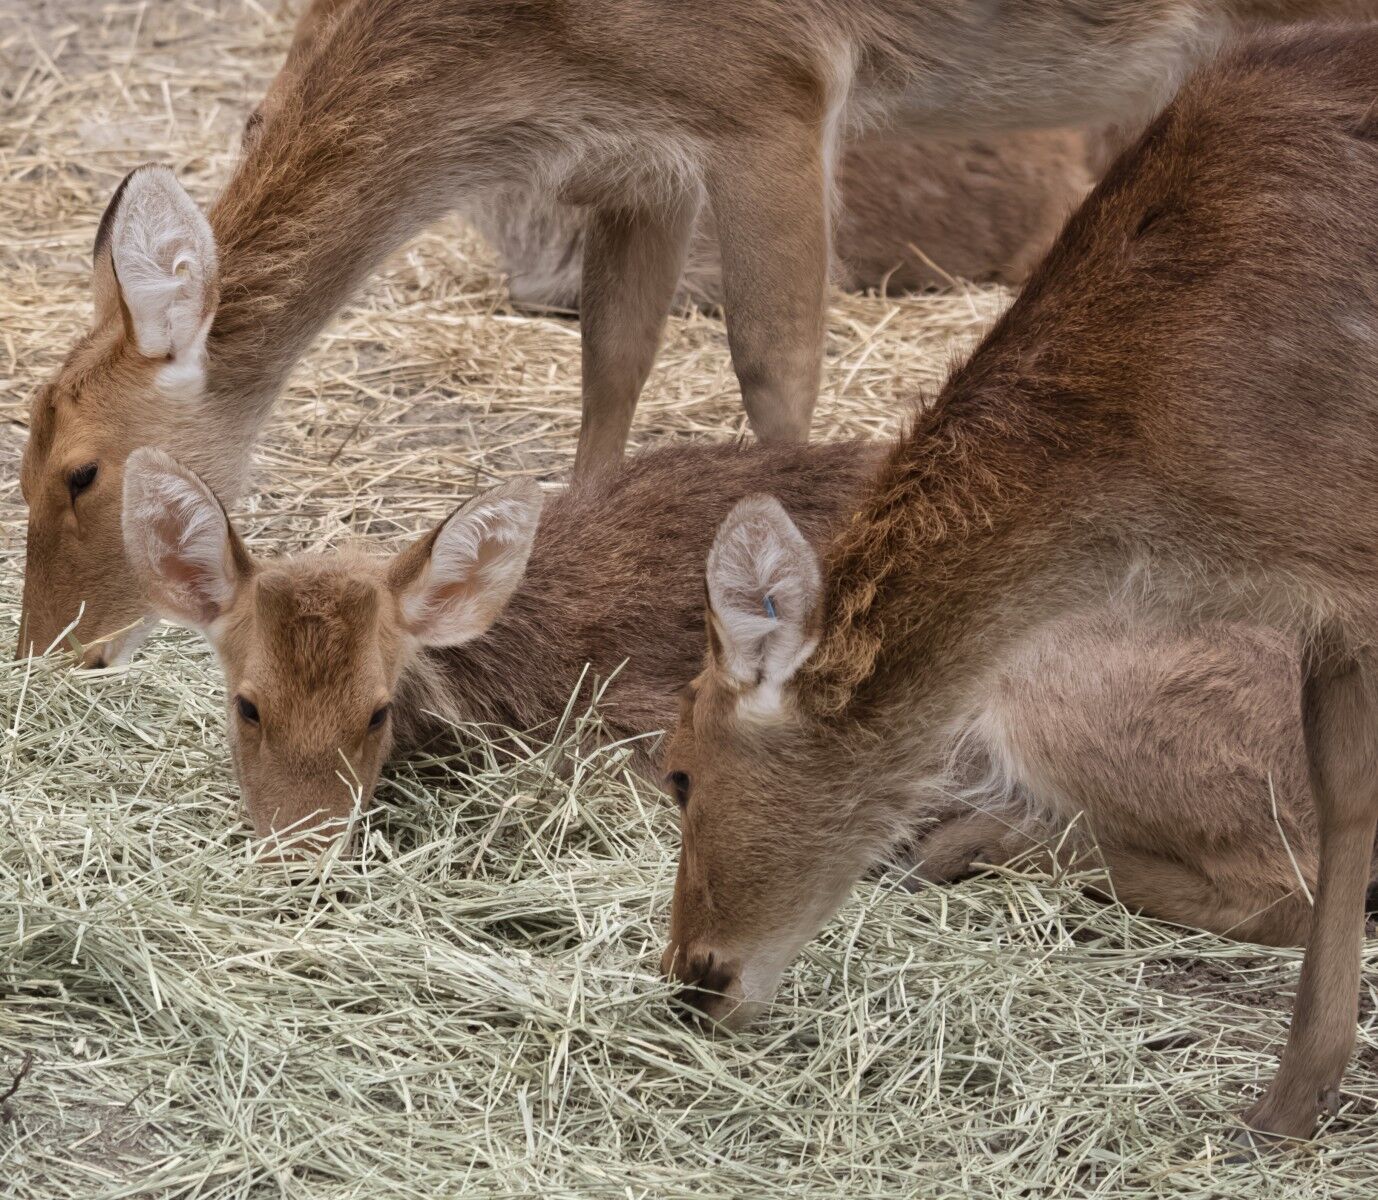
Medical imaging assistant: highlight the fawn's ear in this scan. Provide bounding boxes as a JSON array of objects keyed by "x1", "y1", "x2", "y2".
[
  {"x1": 705, "y1": 495, "x2": 822, "y2": 708},
  {"x1": 94, "y1": 165, "x2": 218, "y2": 385},
  {"x1": 122, "y1": 447, "x2": 251, "y2": 633},
  {"x1": 388, "y1": 479, "x2": 544, "y2": 647}
]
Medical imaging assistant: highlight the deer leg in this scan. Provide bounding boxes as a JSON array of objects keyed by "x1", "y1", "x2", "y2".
[
  {"x1": 1243, "y1": 628, "x2": 1378, "y2": 1141},
  {"x1": 573, "y1": 195, "x2": 697, "y2": 477},
  {"x1": 896, "y1": 808, "x2": 1044, "y2": 888},
  {"x1": 1082, "y1": 847, "x2": 1315, "y2": 948},
  {"x1": 705, "y1": 129, "x2": 830, "y2": 445}
]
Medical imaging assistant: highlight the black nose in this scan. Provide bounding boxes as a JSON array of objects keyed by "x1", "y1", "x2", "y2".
[{"x1": 669, "y1": 949, "x2": 737, "y2": 1023}]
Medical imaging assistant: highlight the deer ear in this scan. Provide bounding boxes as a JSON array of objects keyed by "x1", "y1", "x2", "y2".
[
  {"x1": 388, "y1": 480, "x2": 544, "y2": 647},
  {"x1": 122, "y1": 447, "x2": 250, "y2": 633},
  {"x1": 705, "y1": 495, "x2": 821, "y2": 707},
  {"x1": 94, "y1": 165, "x2": 218, "y2": 382}
]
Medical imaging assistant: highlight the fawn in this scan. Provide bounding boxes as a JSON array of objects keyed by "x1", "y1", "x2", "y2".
[
  {"x1": 120, "y1": 440, "x2": 1363, "y2": 949},
  {"x1": 661, "y1": 27, "x2": 1378, "y2": 1140},
  {"x1": 118, "y1": 441, "x2": 879, "y2": 840},
  {"x1": 19, "y1": 0, "x2": 1371, "y2": 667}
]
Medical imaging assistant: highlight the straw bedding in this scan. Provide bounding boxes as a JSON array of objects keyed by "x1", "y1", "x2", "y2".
[{"x1": 2, "y1": 2, "x2": 1376, "y2": 1196}]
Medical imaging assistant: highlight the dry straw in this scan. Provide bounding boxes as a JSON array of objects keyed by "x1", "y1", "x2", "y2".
[{"x1": 2, "y1": 3, "x2": 1377, "y2": 1197}]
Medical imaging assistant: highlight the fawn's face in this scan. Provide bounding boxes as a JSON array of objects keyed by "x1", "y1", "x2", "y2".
[
  {"x1": 214, "y1": 565, "x2": 401, "y2": 845},
  {"x1": 121, "y1": 448, "x2": 543, "y2": 852},
  {"x1": 660, "y1": 498, "x2": 865, "y2": 1029},
  {"x1": 19, "y1": 166, "x2": 224, "y2": 667}
]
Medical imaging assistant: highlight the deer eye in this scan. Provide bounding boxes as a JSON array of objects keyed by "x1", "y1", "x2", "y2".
[
  {"x1": 368, "y1": 703, "x2": 390, "y2": 731},
  {"x1": 235, "y1": 695, "x2": 260, "y2": 725},
  {"x1": 667, "y1": 771, "x2": 691, "y2": 809},
  {"x1": 67, "y1": 461, "x2": 98, "y2": 500}
]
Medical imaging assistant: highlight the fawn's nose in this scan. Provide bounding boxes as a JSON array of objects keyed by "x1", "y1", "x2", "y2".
[
  {"x1": 78, "y1": 644, "x2": 108, "y2": 670},
  {"x1": 661, "y1": 942, "x2": 741, "y2": 1024},
  {"x1": 248, "y1": 809, "x2": 363, "y2": 866}
]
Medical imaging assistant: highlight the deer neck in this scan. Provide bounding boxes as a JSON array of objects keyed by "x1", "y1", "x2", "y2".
[
  {"x1": 803, "y1": 382, "x2": 1137, "y2": 781},
  {"x1": 200, "y1": 8, "x2": 553, "y2": 441}
]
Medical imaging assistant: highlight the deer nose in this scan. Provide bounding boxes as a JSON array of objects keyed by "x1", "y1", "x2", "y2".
[
  {"x1": 662, "y1": 943, "x2": 741, "y2": 1022},
  {"x1": 250, "y1": 814, "x2": 361, "y2": 866}
]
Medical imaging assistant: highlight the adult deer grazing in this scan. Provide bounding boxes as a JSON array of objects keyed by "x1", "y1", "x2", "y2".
[
  {"x1": 19, "y1": 0, "x2": 1372, "y2": 666},
  {"x1": 661, "y1": 27, "x2": 1378, "y2": 1141},
  {"x1": 120, "y1": 441, "x2": 1366, "y2": 949}
]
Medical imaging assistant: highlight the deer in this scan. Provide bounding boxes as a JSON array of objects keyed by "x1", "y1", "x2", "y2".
[
  {"x1": 660, "y1": 26, "x2": 1378, "y2": 1143},
  {"x1": 19, "y1": 0, "x2": 1377, "y2": 669},
  {"x1": 120, "y1": 438, "x2": 1375, "y2": 949},
  {"x1": 118, "y1": 441, "x2": 882, "y2": 840}
]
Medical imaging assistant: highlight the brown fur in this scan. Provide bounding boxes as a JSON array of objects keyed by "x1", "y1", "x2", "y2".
[
  {"x1": 905, "y1": 616, "x2": 1378, "y2": 949},
  {"x1": 122, "y1": 442, "x2": 882, "y2": 839},
  {"x1": 664, "y1": 27, "x2": 1378, "y2": 1141},
  {"x1": 21, "y1": 0, "x2": 1372, "y2": 663},
  {"x1": 397, "y1": 444, "x2": 885, "y2": 759},
  {"x1": 470, "y1": 126, "x2": 1096, "y2": 310}
]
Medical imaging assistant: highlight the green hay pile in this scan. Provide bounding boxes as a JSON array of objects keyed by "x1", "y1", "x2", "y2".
[
  {"x1": 3, "y1": 3, "x2": 1378, "y2": 1197},
  {"x1": 4, "y1": 590, "x2": 1377, "y2": 1199}
]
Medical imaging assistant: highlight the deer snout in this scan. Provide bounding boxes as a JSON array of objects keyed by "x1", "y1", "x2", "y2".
[
  {"x1": 253, "y1": 824, "x2": 353, "y2": 866},
  {"x1": 75, "y1": 618, "x2": 156, "y2": 671},
  {"x1": 241, "y1": 769, "x2": 375, "y2": 860},
  {"x1": 78, "y1": 643, "x2": 109, "y2": 670},
  {"x1": 661, "y1": 942, "x2": 750, "y2": 1028},
  {"x1": 248, "y1": 806, "x2": 362, "y2": 864}
]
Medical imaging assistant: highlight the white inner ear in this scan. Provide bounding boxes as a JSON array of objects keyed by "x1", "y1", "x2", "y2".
[
  {"x1": 123, "y1": 450, "x2": 236, "y2": 632},
  {"x1": 402, "y1": 483, "x2": 543, "y2": 646},
  {"x1": 110, "y1": 167, "x2": 217, "y2": 368},
  {"x1": 707, "y1": 495, "x2": 821, "y2": 704}
]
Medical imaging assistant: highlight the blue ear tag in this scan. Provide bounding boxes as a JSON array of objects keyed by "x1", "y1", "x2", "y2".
[{"x1": 763, "y1": 594, "x2": 777, "y2": 620}]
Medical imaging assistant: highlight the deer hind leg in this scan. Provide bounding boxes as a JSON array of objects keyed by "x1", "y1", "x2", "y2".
[
  {"x1": 573, "y1": 194, "x2": 698, "y2": 476},
  {"x1": 1079, "y1": 847, "x2": 1315, "y2": 948},
  {"x1": 1243, "y1": 627, "x2": 1378, "y2": 1141},
  {"x1": 908, "y1": 813, "x2": 1315, "y2": 945},
  {"x1": 897, "y1": 808, "x2": 1038, "y2": 887},
  {"x1": 704, "y1": 126, "x2": 830, "y2": 446}
]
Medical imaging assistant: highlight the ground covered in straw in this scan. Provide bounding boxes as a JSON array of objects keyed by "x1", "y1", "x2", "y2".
[{"x1": 3, "y1": 2, "x2": 1377, "y2": 1197}]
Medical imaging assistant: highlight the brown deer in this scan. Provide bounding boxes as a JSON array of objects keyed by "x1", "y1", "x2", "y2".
[
  {"x1": 118, "y1": 441, "x2": 881, "y2": 839},
  {"x1": 120, "y1": 441, "x2": 1372, "y2": 950},
  {"x1": 660, "y1": 26, "x2": 1378, "y2": 1141},
  {"x1": 19, "y1": 0, "x2": 1374, "y2": 668}
]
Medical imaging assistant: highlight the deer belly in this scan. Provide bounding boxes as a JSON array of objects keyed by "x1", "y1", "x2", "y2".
[{"x1": 878, "y1": 3, "x2": 1228, "y2": 135}]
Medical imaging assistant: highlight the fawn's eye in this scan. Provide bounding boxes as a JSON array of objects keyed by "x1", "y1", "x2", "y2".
[
  {"x1": 368, "y1": 704, "x2": 390, "y2": 731},
  {"x1": 235, "y1": 695, "x2": 260, "y2": 725},
  {"x1": 667, "y1": 771, "x2": 691, "y2": 810},
  {"x1": 67, "y1": 461, "x2": 98, "y2": 500}
]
